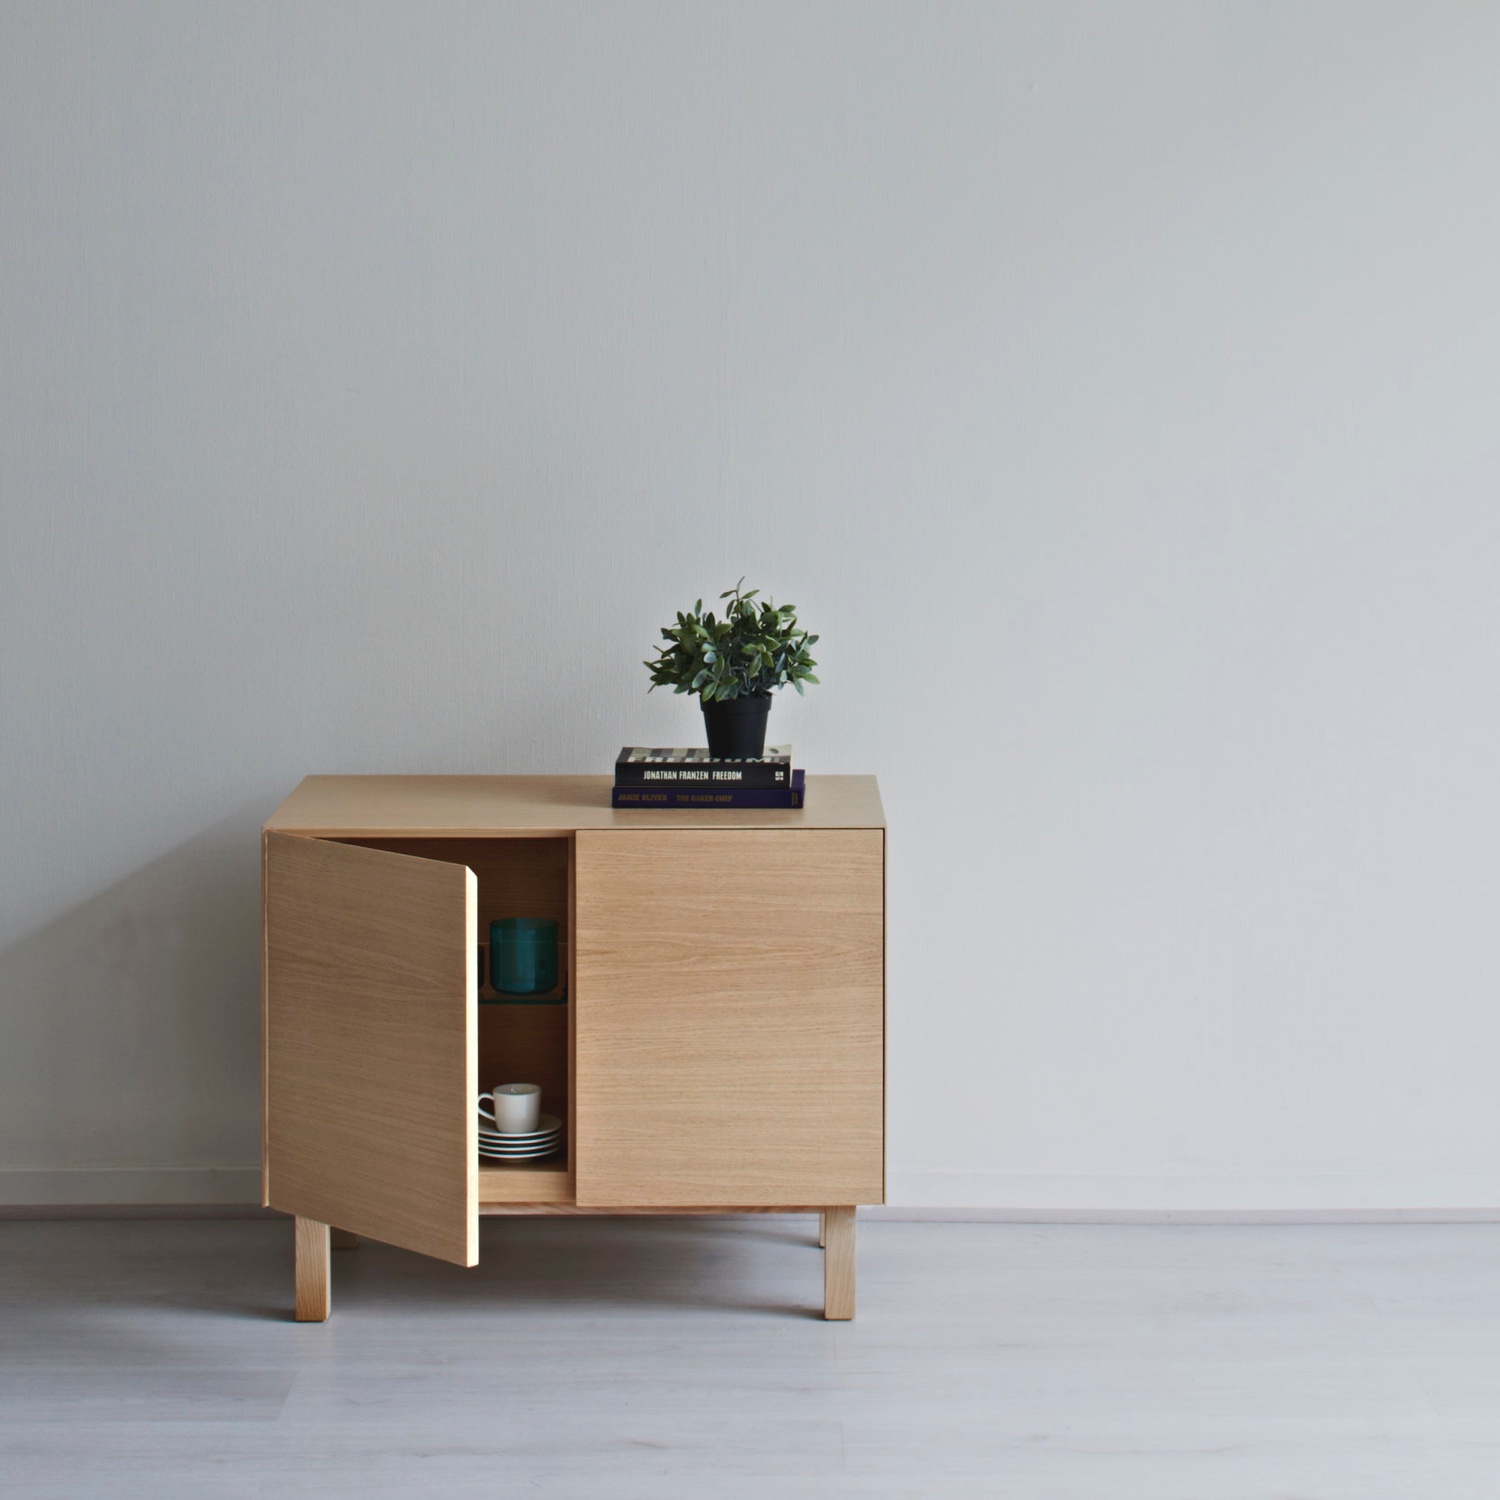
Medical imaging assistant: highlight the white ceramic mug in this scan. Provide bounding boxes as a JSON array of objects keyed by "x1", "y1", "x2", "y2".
[{"x1": 479, "y1": 1083, "x2": 542, "y2": 1134}]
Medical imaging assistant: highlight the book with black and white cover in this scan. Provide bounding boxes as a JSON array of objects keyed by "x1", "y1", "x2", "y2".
[
  {"x1": 614, "y1": 745, "x2": 793, "y2": 789},
  {"x1": 612, "y1": 769, "x2": 805, "y2": 809}
]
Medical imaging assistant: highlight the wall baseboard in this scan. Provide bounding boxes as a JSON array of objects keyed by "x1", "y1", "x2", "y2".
[
  {"x1": 0, "y1": 1167, "x2": 262, "y2": 1206},
  {"x1": 0, "y1": 1204, "x2": 282, "y2": 1220},
  {"x1": 3, "y1": 1204, "x2": 1499, "y2": 1224},
  {"x1": 863, "y1": 1206, "x2": 1500, "y2": 1224},
  {"x1": 3, "y1": 1166, "x2": 1497, "y2": 1225},
  {"x1": 886, "y1": 1169, "x2": 1500, "y2": 1216}
]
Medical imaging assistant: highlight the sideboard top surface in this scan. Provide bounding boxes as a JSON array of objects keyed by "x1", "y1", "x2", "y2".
[{"x1": 264, "y1": 774, "x2": 884, "y2": 837}]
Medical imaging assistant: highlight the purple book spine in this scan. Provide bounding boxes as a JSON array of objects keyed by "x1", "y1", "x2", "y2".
[{"x1": 612, "y1": 770, "x2": 804, "y2": 809}]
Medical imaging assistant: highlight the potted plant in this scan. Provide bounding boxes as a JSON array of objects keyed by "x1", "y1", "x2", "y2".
[{"x1": 644, "y1": 581, "x2": 819, "y2": 757}]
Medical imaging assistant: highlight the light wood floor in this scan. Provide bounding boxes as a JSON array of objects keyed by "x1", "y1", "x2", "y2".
[{"x1": 2, "y1": 1216, "x2": 1498, "y2": 1497}]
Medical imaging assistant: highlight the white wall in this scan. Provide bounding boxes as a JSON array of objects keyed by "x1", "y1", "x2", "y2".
[{"x1": 4, "y1": 2, "x2": 1500, "y2": 1210}]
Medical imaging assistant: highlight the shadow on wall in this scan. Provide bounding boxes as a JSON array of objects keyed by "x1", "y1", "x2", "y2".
[{"x1": 0, "y1": 809, "x2": 265, "y2": 1192}]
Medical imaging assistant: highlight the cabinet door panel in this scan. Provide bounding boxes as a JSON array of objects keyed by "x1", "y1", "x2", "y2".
[
  {"x1": 264, "y1": 833, "x2": 477, "y2": 1265},
  {"x1": 575, "y1": 829, "x2": 883, "y2": 1206}
]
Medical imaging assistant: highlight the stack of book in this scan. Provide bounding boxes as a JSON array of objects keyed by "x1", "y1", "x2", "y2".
[{"x1": 611, "y1": 746, "x2": 806, "y2": 809}]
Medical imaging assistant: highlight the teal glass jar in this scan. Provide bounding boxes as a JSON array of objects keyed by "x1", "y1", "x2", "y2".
[{"x1": 489, "y1": 917, "x2": 558, "y2": 995}]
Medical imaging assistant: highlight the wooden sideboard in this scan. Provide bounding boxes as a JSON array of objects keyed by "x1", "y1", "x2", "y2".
[{"x1": 262, "y1": 775, "x2": 885, "y2": 1320}]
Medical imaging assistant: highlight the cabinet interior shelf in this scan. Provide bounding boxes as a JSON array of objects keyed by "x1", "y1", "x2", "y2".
[{"x1": 477, "y1": 1159, "x2": 573, "y2": 1205}]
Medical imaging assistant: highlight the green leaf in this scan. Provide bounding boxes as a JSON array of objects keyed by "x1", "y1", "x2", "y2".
[{"x1": 645, "y1": 582, "x2": 821, "y2": 698}]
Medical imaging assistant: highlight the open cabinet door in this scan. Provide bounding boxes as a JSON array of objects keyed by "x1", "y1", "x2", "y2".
[{"x1": 265, "y1": 833, "x2": 477, "y2": 1266}]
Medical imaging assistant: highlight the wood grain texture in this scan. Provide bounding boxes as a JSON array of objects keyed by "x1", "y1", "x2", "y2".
[
  {"x1": 819, "y1": 1210, "x2": 827, "y2": 1248},
  {"x1": 264, "y1": 834, "x2": 477, "y2": 1267},
  {"x1": 293, "y1": 1216, "x2": 329, "y2": 1321},
  {"x1": 341, "y1": 837, "x2": 572, "y2": 1123},
  {"x1": 265, "y1": 775, "x2": 884, "y2": 835},
  {"x1": 478, "y1": 1006, "x2": 568, "y2": 1124},
  {"x1": 344, "y1": 836, "x2": 569, "y2": 996},
  {"x1": 822, "y1": 1206, "x2": 855, "y2": 1319},
  {"x1": 261, "y1": 834, "x2": 270, "y2": 1207},
  {"x1": 330, "y1": 1228, "x2": 359, "y2": 1249},
  {"x1": 477, "y1": 1163, "x2": 573, "y2": 1205},
  {"x1": 476, "y1": 1204, "x2": 831, "y2": 1216},
  {"x1": 575, "y1": 829, "x2": 885, "y2": 1208}
]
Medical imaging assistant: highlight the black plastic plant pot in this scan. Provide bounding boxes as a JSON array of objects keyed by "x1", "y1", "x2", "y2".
[{"x1": 701, "y1": 693, "x2": 772, "y2": 758}]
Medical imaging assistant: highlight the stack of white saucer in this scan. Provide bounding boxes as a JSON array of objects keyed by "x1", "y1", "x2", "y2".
[
  {"x1": 477, "y1": 1083, "x2": 562, "y2": 1161},
  {"x1": 478, "y1": 1112, "x2": 562, "y2": 1161}
]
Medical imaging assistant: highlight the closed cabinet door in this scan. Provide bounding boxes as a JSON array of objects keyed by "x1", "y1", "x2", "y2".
[
  {"x1": 574, "y1": 829, "x2": 884, "y2": 1207},
  {"x1": 264, "y1": 833, "x2": 478, "y2": 1265}
]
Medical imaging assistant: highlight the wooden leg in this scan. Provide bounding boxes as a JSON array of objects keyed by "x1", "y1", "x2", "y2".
[
  {"x1": 295, "y1": 1216, "x2": 330, "y2": 1322},
  {"x1": 818, "y1": 1211, "x2": 826, "y2": 1248},
  {"x1": 331, "y1": 1228, "x2": 360, "y2": 1250},
  {"x1": 822, "y1": 1206, "x2": 855, "y2": 1320}
]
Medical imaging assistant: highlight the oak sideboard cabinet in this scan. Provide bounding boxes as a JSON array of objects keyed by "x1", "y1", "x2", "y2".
[{"x1": 263, "y1": 775, "x2": 885, "y2": 1321}]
